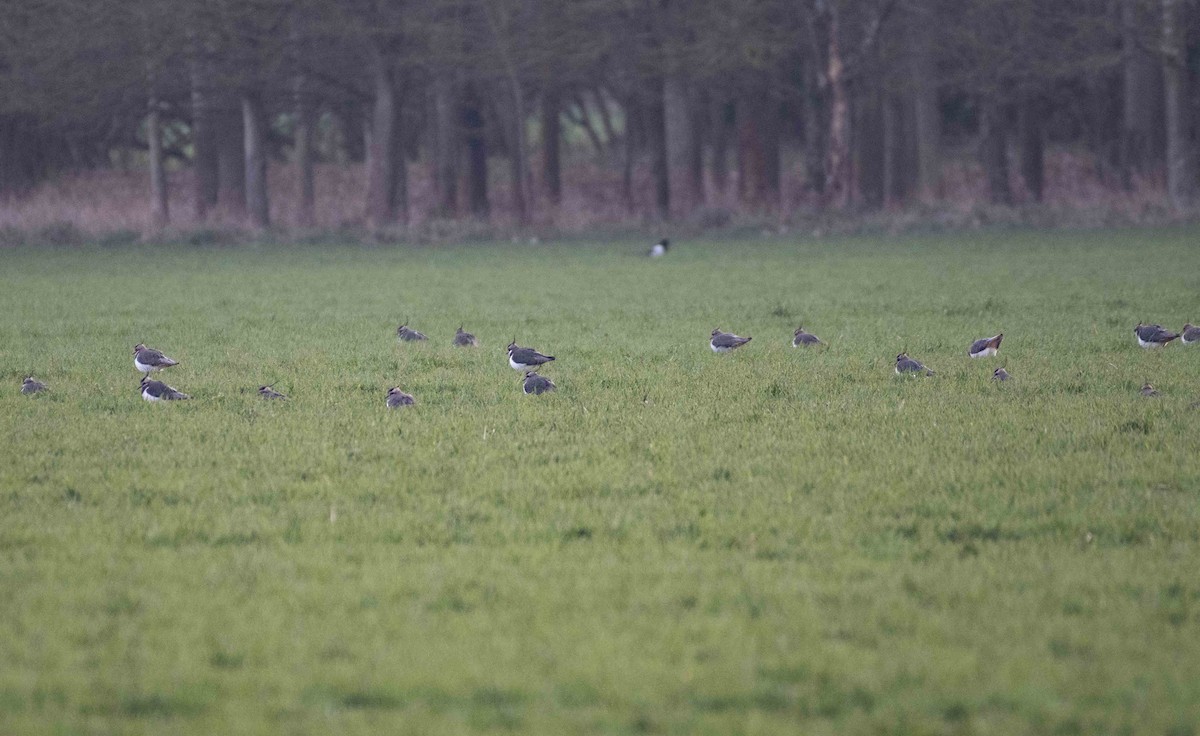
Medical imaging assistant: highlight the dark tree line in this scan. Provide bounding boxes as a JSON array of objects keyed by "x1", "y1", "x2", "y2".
[{"x1": 1, "y1": 0, "x2": 1199, "y2": 229}]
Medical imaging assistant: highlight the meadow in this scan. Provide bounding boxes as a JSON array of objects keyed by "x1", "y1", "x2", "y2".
[{"x1": 1, "y1": 229, "x2": 1198, "y2": 735}]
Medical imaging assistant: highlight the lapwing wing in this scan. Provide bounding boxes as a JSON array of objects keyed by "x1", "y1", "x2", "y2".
[
  {"x1": 140, "y1": 375, "x2": 189, "y2": 401},
  {"x1": 710, "y1": 328, "x2": 752, "y2": 353},
  {"x1": 386, "y1": 386, "x2": 415, "y2": 408},
  {"x1": 992, "y1": 367, "x2": 1010, "y2": 381},
  {"x1": 396, "y1": 321, "x2": 428, "y2": 342},
  {"x1": 453, "y1": 326, "x2": 479, "y2": 347},
  {"x1": 895, "y1": 352, "x2": 934, "y2": 376},
  {"x1": 258, "y1": 385, "x2": 287, "y2": 400},
  {"x1": 792, "y1": 326, "x2": 823, "y2": 347},
  {"x1": 1181, "y1": 323, "x2": 1200, "y2": 345},
  {"x1": 968, "y1": 333, "x2": 1003, "y2": 358},
  {"x1": 1140, "y1": 382, "x2": 1160, "y2": 397},
  {"x1": 21, "y1": 376, "x2": 48, "y2": 394},
  {"x1": 649, "y1": 238, "x2": 670, "y2": 258},
  {"x1": 1134, "y1": 323, "x2": 1178, "y2": 348},
  {"x1": 522, "y1": 371, "x2": 556, "y2": 395},
  {"x1": 133, "y1": 343, "x2": 179, "y2": 375},
  {"x1": 507, "y1": 341, "x2": 555, "y2": 371}
]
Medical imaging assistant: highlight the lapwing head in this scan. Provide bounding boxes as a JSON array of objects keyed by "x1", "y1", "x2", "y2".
[
  {"x1": 23, "y1": 375, "x2": 33, "y2": 383},
  {"x1": 133, "y1": 343, "x2": 146, "y2": 354},
  {"x1": 659, "y1": 238, "x2": 669, "y2": 249},
  {"x1": 993, "y1": 367, "x2": 1009, "y2": 380},
  {"x1": 507, "y1": 339, "x2": 517, "y2": 353},
  {"x1": 1134, "y1": 323, "x2": 1145, "y2": 333},
  {"x1": 140, "y1": 374, "x2": 150, "y2": 385},
  {"x1": 712, "y1": 328, "x2": 722, "y2": 337},
  {"x1": 259, "y1": 385, "x2": 272, "y2": 392},
  {"x1": 1186, "y1": 323, "x2": 1196, "y2": 332},
  {"x1": 524, "y1": 371, "x2": 537, "y2": 380},
  {"x1": 896, "y1": 352, "x2": 908, "y2": 362}
]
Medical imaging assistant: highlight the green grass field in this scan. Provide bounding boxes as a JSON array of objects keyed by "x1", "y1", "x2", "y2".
[{"x1": 2, "y1": 230, "x2": 1199, "y2": 735}]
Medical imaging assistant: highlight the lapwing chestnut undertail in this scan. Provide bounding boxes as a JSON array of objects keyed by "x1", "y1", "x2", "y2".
[
  {"x1": 396, "y1": 320, "x2": 428, "y2": 342},
  {"x1": 454, "y1": 326, "x2": 479, "y2": 347},
  {"x1": 792, "y1": 326, "x2": 823, "y2": 347},
  {"x1": 1140, "y1": 382, "x2": 1160, "y2": 397},
  {"x1": 1134, "y1": 323, "x2": 1178, "y2": 348},
  {"x1": 649, "y1": 238, "x2": 670, "y2": 258},
  {"x1": 140, "y1": 375, "x2": 189, "y2": 401},
  {"x1": 507, "y1": 341, "x2": 555, "y2": 371},
  {"x1": 710, "y1": 328, "x2": 751, "y2": 353},
  {"x1": 968, "y1": 333, "x2": 1003, "y2": 358},
  {"x1": 21, "y1": 376, "x2": 48, "y2": 394},
  {"x1": 386, "y1": 386, "x2": 415, "y2": 408},
  {"x1": 258, "y1": 385, "x2": 287, "y2": 400},
  {"x1": 522, "y1": 371, "x2": 556, "y2": 395},
  {"x1": 133, "y1": 343, "x2": 179, "y2": 375},
  {"x1": 1181, "y1": 323, "x2": 1200, "y2": 345},
  {"x1": 895, "y1": 352, "x2": 934, "y2": 376},
  {"x1": 992, "y1": 367, "x2": 1010, "y2": 381}
]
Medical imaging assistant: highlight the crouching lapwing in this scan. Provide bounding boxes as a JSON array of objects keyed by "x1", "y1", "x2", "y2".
[
  {"x1": 1140, "y1": 382, "x2": 1160, "y2": 397},
  {"x1": 968, "y1": 333, "x2": 1003, "y2": 358},
  {"x1": 453, "y1": 326, "x2": 479, "y2": 347},
  {"x1": 895, "y1": 352, "x2": 934, "y2": 376},
  {"x1": 649, "y1": 238, "x2": 670, "y2": 258},
  {"x1": 1134, "y1": 323, "x2": 1178, "y2": 348},
  {"x1": 133, "y1": 343, "x2": 179, "y2": 375},
  {"x1": 141, "y1": 376, "x2": 189, "y2": 401},
  {"x1": 21, "y1": 376, "x2": 48, "y2": 394},
  {"x1": 507, "y1": 341, "x2": 555, "y2": 371},
  {"x1": 1181, "y1": 323, "x2": 1200, "y2": 345},
  {"x1": 992, "y1": 367, "x2": 1010, "y2": 381},
  {"x1": 397, "y1": 321, "x2": 428, "y2": 342},
  {"x1": 792, "y1": 326, "x2": 823, "y2": 347},
  {"x1": 522, "y1": 371, "x2": 556, "y2": 395},
  {"x1": 258, "y1": 385, "x2": 287, "y2": 400},
  {"x1": 386, "y1": 386, "x2": 415, "y2": 408},
  {"x1": 710, "y1": 328, "x2": 752, "y2": 353}
]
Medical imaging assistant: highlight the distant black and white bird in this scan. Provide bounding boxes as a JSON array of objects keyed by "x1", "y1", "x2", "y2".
[
  {"x1": 507, "y1": 341, "x2": 555, "y2": 371},
  {"x1": 968, "y1": 333, "x2": 1003, "y2": 358},
  {"x1": 453, "y1": 326, "x2": 479, "y2": 347},
  {"x1": 133, "y1": 343, "x2": 179, "y2": 374},
  {"x1": 992, "y1": 367, "x2": 1010, "y2": 381},
  {"x1": 522, "y1": 371, "x2": 556, "y2": 395},
  {"x1": 710, "y1": 328, "x2": 752, "y2": 353},
  {"x1": 386, "y1": 387, "x2": 415, "y2": 408},
  {"x1": 895, "y1": 352, "x2": 934, "y2": 376},
  {"x1": 21, "y1": 376, "x2": 48, "y2": 394},
  {"x1": 1140, "y1": 382, "x2": 1160, "y2": 397},
  {"x1": 397, "y1": 322, "x2": 428, "y2": 342},
  {"x1": 1181, "y1": 323, "x2": 1200, "y2": 345},
  {"x1": 792, "y1": 326, "x2": 823, "y2": 347},
  {"x1": 649, "y1": 238, "x2": 670, "y2": 258},
  {"x1": 258, "y1": 385, "x2": 287, "y2": 400},
  {"x1": 1134, "y1": 323, "x2": 1178, "y2": 348},
  {"x1": 140, "y1": 375, "x2": 189, "y2": 401}
]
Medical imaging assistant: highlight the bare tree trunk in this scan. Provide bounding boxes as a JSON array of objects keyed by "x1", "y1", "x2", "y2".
[
  {"x1": 365, "y1": 54, "x2": 398, "y2": 230},
  {"x1": 294, "y1": 75, "x2": 316, "y2": 228},
  {"x1": 1018, "y1": 96, "x2": 1045, "y2": 202},
  {"x1": 649, "y1": 91, "x2": 670, "y2": 219},
  {"x1": 980, "y1": 101, "x2": 1012, "y2": 205},
  {"x1": 664, "y1": 74, "x2": 695, "y2": 215},
  {"x1": 1120, "y1": 0, "x2": 1156, "y2": 188},
  {"x1": 542, "y1": 88, "x2": 562, "y2": 205},
  {"x1": 147, "y1": 94, "x2": 169, "y2": 229},
  {"x1": 189, "y1": 54, "x2": 218, "y2": 221},
  {"x1": 217, "y1": 104, "x2": 245, "y2": 217},
  {"x1": 622, "y1": 96, "x2": 637, "y2": 213},
  {"x1": 824, "y1": 4, "x2": 851, "y2": 209},
  {"x1": 463, "y1": 84, "x2": 489, "y2": 217},
  {"x1": 431, "y1": 72, "x2": 459, "y2": 216},
  {"x1": 506, "y1": 81, "x2": 531, "y2": 225},
  {"x1": 908, "y1": 0, "x2": 940, "y2": 203},
  {"x1": 710, "y1": 99, "x2": 734, "y2": 197},
  {"x1": 242, "y1": 92, "x2": 269, "y2": 229},
  {"x1": 882, "y1": 94, "x2": 901, "y2": 207},
  {"x1": 1162, "y1": 0, "x2": 1192, "y2": 211},
  {"x1": 737, "y1": 81, "x2": 780, "y2": 208},
  {"x1": 857, "y1": 88, "x2": 885, "y2": 209}
]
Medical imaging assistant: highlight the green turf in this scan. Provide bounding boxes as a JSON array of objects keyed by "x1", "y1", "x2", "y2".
[{"x1": 2, "y1": 230, "x2": 1199, "y2": 735}]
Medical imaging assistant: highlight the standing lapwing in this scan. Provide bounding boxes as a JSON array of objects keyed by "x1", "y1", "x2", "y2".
[
  {"x1": 21, "y1": 376, "x2": 48, "y2": 394},
  {"x1": 710, "y1": 328, "x2": 752, "y2": 353},
  {"x1": 396, "y1": 320, "x2": 428, "y2": 342},
  {"x1": 386, "y1": 386, "x2": 415, "y2": 408},
  {"x1": 1181, "y1": 323, "x2": 1200, "y2": 345},
  {"x1": 258, "y1": 385, "x2": 287, "y2": 400},
  {"x1": 992, "y1": 367, "x2": 1010, "y2": 381},
  {"x1": 133, "y1": 343, "x2": 179, "y2": 375},
  {"x1": 792, "y1": 326, "x2": 823, "y2": 347},
  {"x1": 1140, "y1": 382, "x2": 1160, "y2": 397},
  {"x1": 507, "y1": 341, "x2": 555, "y2": 371},
  {"x1": 140, "y1": 375, "x2": 189, "y2": 401},
  {"x1": 895, "y1": 352, "x2": 934, "y2": 376},
  {"x1": 649, "y1": 238, "x2": 670, "y2": 258},
  {"x1": 522, "y1": 371, "x2": 556, "y2": 395},
  {"x1": 1134, "y1": 323, "x2": 1179, "y2": 348},
  {"x1": 968, "y1": 333, "x2": 1003, "y2": 358},
  {"x1": 453, "y1": 326, "x2": 479, "y2": 347}
]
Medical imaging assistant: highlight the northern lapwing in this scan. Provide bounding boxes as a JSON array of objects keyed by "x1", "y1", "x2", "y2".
[
  {"x1": 140, "y1": 375, "x2": 189, "y2": 402},
  {"x1": 396, "y1": 321, "x2": 428, "y2": 342},
  {"x1": 386, "y1": 386, "x2": 415, "y2": 408},
  {"x1": 992, "y1": 367, "x2": 1010, "y2": 381},
  {"x1": 649, "y1": 238, "x2": 670, "y2": 258},
  {"x1": 453, "y1": 326, "x2": 479, "y2": 347},
  {"x1": 895, "y1": 352, "x2": 934, "y2": 376},
  {"x1": 507, "y1": 341, "x2": 555, "y2": 371},
  {"x1": 1181, "y1": 323, "x2": 1200, "y2": 345},
  {"x1": 133, "y1": 343, "x2": 179, "y2": 375},
  {"x1": 1134, "y1": 323, "x2": 1178, "y2": 348},
  {"x1": 710, "y1": 328, "x2": 752, "y2": 353},
  {"x1": 792, "y1": 326, "x2": 823, "y2": 347},
  {"x1": 21, "y1": 376, "x2": 47, "y2": 394},
  {"x1": 258, "y1": 385, "x2": 287, "y2": 400},
  {"x1": 1140, "y1": 382, "x2": 1160, "y2": 397},
  {"x1": 522, "y1": 371, "x2": 556, "y2": 395},
  {"x1": 968, "y1": 333, "x2": 1003, "y2": 358}
]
